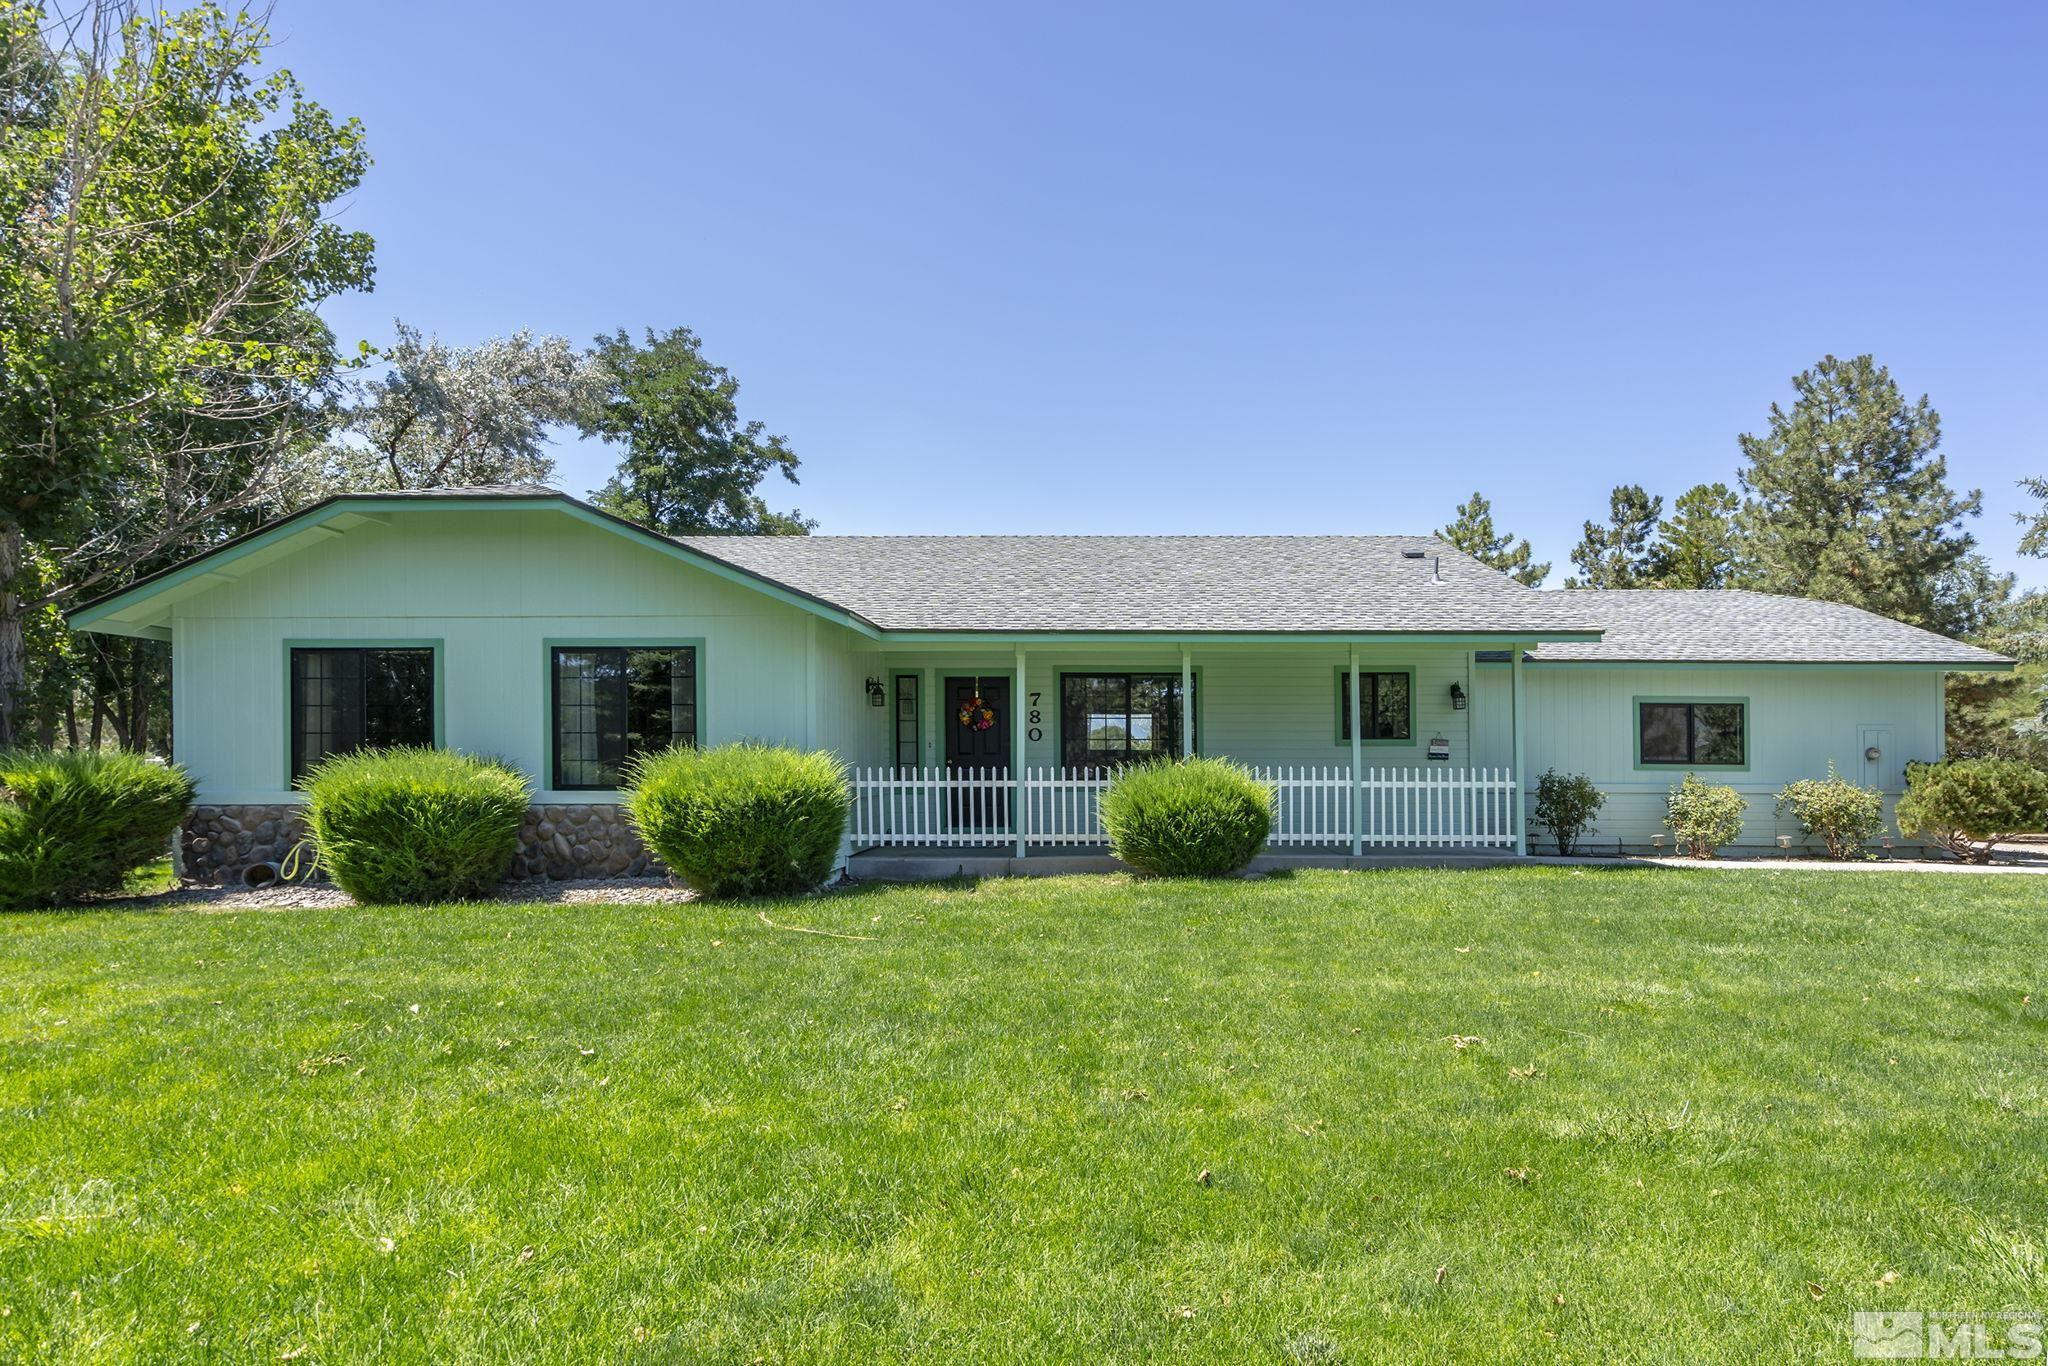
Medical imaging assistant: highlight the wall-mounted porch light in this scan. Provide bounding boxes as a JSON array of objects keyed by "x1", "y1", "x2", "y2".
[
  {"x1": 865, "y1": 677, "x2": 886, "y2": 707},
  {"x1": 1449, "y1": 682, "x2": 1467, "y2": 710}
]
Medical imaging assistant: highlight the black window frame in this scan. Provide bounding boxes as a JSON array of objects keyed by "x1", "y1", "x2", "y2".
[
  {"x1": 1635, "y1": 699, "x2": 1747, "y2": 768},
  {"x1": 1338, "y1": 670, "x2": 1414, "y2": 742},
  {"x1": 288, "y1": 645, "x2": 438, "y2": 782},
  {"x1": 1058, "y1": 672, "x2": 1192, "y2": 771},
  {"x1": 893, "y1": 673, "x2": 921, "y2": 771},
  {"x1": 549, "y1": 644, "x2": 699, "y2": 792}
]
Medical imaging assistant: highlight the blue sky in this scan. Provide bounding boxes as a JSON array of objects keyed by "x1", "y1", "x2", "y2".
[{"x1": 278, "y1": 1, "x2": 2048, "y2": 587}]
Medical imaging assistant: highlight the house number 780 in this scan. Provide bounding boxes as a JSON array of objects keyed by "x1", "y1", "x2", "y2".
[{"x1": 1027, "y1": 691, "x2": 1043, "y2": 743}]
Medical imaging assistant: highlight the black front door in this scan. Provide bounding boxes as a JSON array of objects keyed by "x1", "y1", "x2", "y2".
[{"x1": 944, "y1": 677, "x2": 1010, "y2": 828}]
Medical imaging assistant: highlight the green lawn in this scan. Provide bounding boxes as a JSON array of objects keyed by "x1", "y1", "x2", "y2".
[{"x1": 2, "y1": 868, "x2": 2044, "y2": 1362}]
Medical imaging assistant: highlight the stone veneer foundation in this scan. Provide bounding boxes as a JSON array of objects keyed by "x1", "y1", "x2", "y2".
[{"x1": 182, "y1": 804, "x2": 663, "y2": 885}]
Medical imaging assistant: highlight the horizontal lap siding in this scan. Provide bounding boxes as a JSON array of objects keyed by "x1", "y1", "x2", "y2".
[{"x1": 1499, "y1": 663, "x2": 1944, "y2": 850}]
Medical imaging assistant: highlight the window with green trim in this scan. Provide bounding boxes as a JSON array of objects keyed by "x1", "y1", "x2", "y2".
[
  {"x1": 1339, "y1": 671, "x2": 1411, "y2": 741},
  {"x1": 1637, "y1": 700, "x2": 1745, "y2": 766},
  {"x1": 550, "y1": 646, "x2": 697, "y2": 790},
  {"x1": 1060, "y1": 673, "x2": 1189, "y2": 770},
  {"x1": 290, "y1": 647, "x2": 435, "y2": 781}
]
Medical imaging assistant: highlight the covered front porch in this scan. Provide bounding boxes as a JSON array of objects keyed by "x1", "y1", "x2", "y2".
[{"x1": 838, "y1": 636, "x2": 1536, "y2": 857}]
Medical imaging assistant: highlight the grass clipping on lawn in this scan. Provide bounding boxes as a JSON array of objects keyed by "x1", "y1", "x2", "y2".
[{"x1": 1, "y1": 866, "x2": 2044, "y2": 1360}]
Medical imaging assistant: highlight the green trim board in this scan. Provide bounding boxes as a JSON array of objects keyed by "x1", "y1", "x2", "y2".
[
  {"x1": 877, "y1": 630, "x2": 1604, "y2": 646},
  {"x1": 1054, "y1": 668, "x2": 1205, "y2": 769},
  {"x1": 539, "y1": 637, "x2": 707, "y2": 798},
  {"x1": 280, "y1": 638, "x2": 446, "y2": 788},
  {"x1": 1632, "y1": 694, "x2": 1750, "y2": 772},
  {"x1": 1332, "y1": 665, "x2": 1419, "y2": 747},
  {"x1": 1473, "y1": 658, "x2": 2013, "y2": 674},
  {"x1": 68, "y1": 492, "x2": 884, "y2": 640}
]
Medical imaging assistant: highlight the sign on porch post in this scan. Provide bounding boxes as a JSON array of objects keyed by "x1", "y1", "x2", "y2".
[
  {"x1": 1349, "y1": 644, "x2": 1363, "y2": 857},
  {"x1": 1014, "y1": 646, "x2": 1027, "y2": 858}
]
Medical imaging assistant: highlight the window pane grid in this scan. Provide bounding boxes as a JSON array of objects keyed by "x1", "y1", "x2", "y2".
[
  {"x1": 551, "y1": 646, "x2": 697, "y2": 790},
  {"x1": 894, "y1": 675, "x2": 920, "y2": 770},
  {"x1": 290, "y1": 647, "x2": 433, "y2": 780},
  {"x1": 1061, "y1": 674, "x2": 1187, "y2": 770}
]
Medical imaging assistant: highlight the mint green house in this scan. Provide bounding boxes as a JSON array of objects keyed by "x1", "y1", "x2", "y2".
[{"x1": 69, "y1": 487, "x2": 2012, "y2": 880}]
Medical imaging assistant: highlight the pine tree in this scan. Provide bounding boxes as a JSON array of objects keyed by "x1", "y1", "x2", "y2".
[
  {"x1": 1733, "y1": 355, "x2": 1983, "y2": 633},
  {"x1": 1650, "y1": 483, "x2": 1739, "y2": 588},
  {"x1": 1565, "y1": 485, "x2": 1662, "y2": 588},
  {"x1": 1438, "y1": 492, "x2": 1549, "y2": 586}
]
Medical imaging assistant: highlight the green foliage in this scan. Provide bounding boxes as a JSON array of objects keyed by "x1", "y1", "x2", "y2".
[
  {"x1": 1438, "y1": 491, "x2": 1549, "y2": 586},
  {"x1": 625, "y1": 743, "x2": 848, "y2": 897},
  {"x1": 1566, "y1": 484, "x2": 1663, "y2": 589},
  {"x1": 1896, "y1": 758, "x2": 2048, "y2": 864},
  {"x1": 1649, "y1": 482, "x2": 1739, "y2": 588},
  {"x1": 585, "y1": 327, "x2": 814, "y2": 536},
  {"x1": 1663, "y1": 773, "x2": 1748, "y2": 858},
  {"x1": 0, "y1": 0, "x2": 375, "y2": 741},
  {"x1": 300, "y1": 748, "x2": 527, "y2": 903},
  {"x1": 1531, "y1": 769, "x2": 1604, "y2": 855},
  {"x1": 0, "y1": 749, "x2": 194, "y2": 908},
  {"x1": 1773, "y1": 763, "x2": 1883, "y2": 860},
  {"x1": 1098, "y1": 757, "x2": 1274, "y2": 877},
  {"x1": 1733, "y1": 355, "x2": 1989, "y2": 635}
]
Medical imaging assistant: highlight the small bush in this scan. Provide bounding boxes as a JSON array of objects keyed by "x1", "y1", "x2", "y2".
[
  {"x1": 0, "y1": 750, "x2": 196, "y2": 909},
  {"x1": 301, "y1": 747, "x2": 527, "y2": 903},
  {"x1": 625, "y1": 743, "x2": 849, "y2": 898},
  {"x1": 1532, "y1": 769, "x2": 1604, "y2": 856},
  {"x1": 1773, "y1": 763, "x2": 1884, "y2": 860},
  {"x1": 1099, "y1": 757, "x2": 1273, "y2": 877},
  {"x1": 1896, "y1": 758, "x2": 2048, "y2": 864},
  {"x1": 1663, "y1": 773, "x2": 1747, "y2": 858}
]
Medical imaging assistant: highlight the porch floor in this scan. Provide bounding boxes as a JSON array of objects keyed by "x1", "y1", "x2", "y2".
[{"x1": 845, "y1": 844, "x2": 1528, "y2": 880}]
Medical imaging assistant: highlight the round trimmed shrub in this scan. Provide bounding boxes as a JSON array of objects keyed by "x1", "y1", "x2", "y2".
[
  {"x1": 1896, "y1": 757, "x2": 2048, "y2": 864},
  {"x1": 301, "y1": 747, "x2": 528, "y2": 903},
  {"x1": 0, "y1": 750, "x2": 196, "y2": 909},
  {"x1": 1663, "y1": 772, "x2": 1748, "y2": 858},
  {"x1": 624, "y1": 743, "x2": 849, "y2": 898},
  {"x1": 1099, "y1": 757, "x2": 1274, "y2": 877}
]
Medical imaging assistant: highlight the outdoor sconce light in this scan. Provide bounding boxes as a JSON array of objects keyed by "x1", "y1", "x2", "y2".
[
  {"x1": 1449, "y1": 682, "x2": 1467, "y2": 710},
  {"x1": 864, "y1": 677, "x2": 886, "y2": 707}
]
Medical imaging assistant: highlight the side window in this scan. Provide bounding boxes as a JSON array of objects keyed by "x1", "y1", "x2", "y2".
[
  {"x1": 1637, "y1": 700, "x2": 1746, "y2": 767},
  {"x1": 290, "y1": 646, "x2": 435, "y2": 780},
  {"x1": 894, "y1": 674, "x2": 920, "y2": 770}
]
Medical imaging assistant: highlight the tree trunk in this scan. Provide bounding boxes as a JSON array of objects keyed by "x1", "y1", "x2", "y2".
[{"x1": 0, "y1": 524, "x2": 25, "y2": 749}]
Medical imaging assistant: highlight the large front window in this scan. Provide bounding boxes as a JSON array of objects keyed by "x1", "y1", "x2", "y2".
[
  {"x1": 551, "y1": 645, "x2": 698, "y2": 790},
  {"x1": 1060, "y1": 673, "x2": 1189, "y2": 770},
  {"x1": 1637, "y1": 699, "x2": 1745, "y2": 767},
  {"x1": 289, "y1": 646, "x2": 436, "y2": 780}
]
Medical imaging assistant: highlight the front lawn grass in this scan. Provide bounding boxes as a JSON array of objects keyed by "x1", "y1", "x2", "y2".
[{"x1": 1, "y1": 868, "x2": 2044, "y2": 1361}]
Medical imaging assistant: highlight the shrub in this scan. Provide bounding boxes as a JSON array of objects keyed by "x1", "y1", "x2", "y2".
[
  {"x1": 1773, "y1": 763, "x2": 1884, "y2": 860},
  {"x1": 1532, "y1": 769, "x2": 1604, "y2": 856},
  {"x1": 0, "y1": 750, "x2": 196, "y2": 909},
  {"x1": 301, "y1": 747, "x2": 528, "y2": 903},
  {"x1": 1663, "y1": 773, "x2": 1747, "y2": 858},
  {"x1": 1895, "y1": 758, "x2": 2048, "y2": 864},
  {"x1": 1098, "y1": 757, "x2": 1274, "y2": 877},
  {"x1": 625, "y1": 743, "x2": 849, "y2": 898}
]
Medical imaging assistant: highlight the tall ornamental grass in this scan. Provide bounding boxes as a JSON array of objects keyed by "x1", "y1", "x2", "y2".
[
  {"x1": 0, "y1": 750, "x2": 196, "y2": 909},
  {"x1": 625, "y1": 743, "x2": 849, "y2": 898},
  {"x1": 1099, "y1": 757, "x2": 1274, "y2": 877},
  {"x1": 301, "y1": 747, "x2": 528, "y2": 903}
]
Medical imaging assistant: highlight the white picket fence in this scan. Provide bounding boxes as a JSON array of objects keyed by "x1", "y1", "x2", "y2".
[{"x1": 848, "y1": 765, "x2": 1519, "y2": 851}]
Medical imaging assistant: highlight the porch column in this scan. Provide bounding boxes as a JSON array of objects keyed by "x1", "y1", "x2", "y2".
[
  {"x1": 1014, "y1": 645, "x2": 1028, "y2": 857},
  {"x1": 1349, "y1": 643, "x2": 1363, "y2": 857},
  {"x1": 1180, "y1": 646, "x2": 1193, "y2": 757},
  {"x1": 1511, "y1": 644, "x2": 1527, "y2": 856}
]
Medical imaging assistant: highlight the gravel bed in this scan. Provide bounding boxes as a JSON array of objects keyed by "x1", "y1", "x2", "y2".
[{"x1": 111, "y1": 876, "x2": 697, "y2": 912}]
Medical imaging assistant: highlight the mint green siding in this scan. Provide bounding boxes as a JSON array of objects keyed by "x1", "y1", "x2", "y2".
[
  {"x1": 1473, "y1": 663, "x2": 1945, "y2": 851},
  {"x1": 170, "y1": 509, "x2": 875, "y2": 803}
]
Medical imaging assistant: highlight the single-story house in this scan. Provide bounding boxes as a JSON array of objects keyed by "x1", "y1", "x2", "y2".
[{"x1": 68, "y1": 485, "x2": 2013, "y2": 880}]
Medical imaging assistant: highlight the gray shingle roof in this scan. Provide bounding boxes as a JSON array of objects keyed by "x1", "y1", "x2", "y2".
[
  {"x1": 676, "y1": 534, "x2": 1603, "y2": 635},
  {"x1": 1523, "y1": 589, "x2": 2011, "y2": 667}
]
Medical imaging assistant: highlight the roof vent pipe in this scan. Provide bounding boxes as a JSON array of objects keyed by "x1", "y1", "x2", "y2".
[{"x1": 1432, "y1": 556, "x2": 1446, "y2": 584}]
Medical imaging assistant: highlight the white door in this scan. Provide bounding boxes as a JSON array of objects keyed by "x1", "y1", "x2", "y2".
[{"x1": 1858, "y1": 725, "x2": 1895, "y2": 791}]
